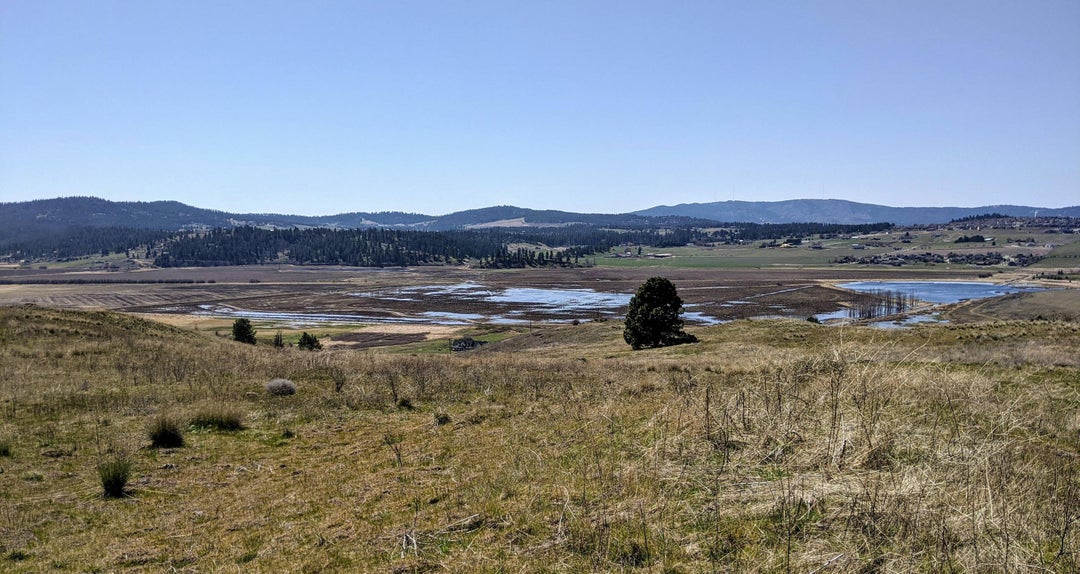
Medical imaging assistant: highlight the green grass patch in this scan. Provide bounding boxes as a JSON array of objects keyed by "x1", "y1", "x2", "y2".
[{"x1": 190, "y1": 407, "x2": 245, "y2": 431}]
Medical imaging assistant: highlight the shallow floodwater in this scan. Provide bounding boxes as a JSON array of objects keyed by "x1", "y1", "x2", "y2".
[
  {"x1": 871, "y1": 314, "x2": 946, "y2": 329},
  {"x1": 394, "y1": 283, "x2": 636, "y2": 319},
  {"x1": 814, "y1": 281, "x2": 1047, "y2": 327},
  {"x1": 183, "y1": 281, "x2": 1045, "y2": 329},
  {"x1": 836, "y1": 281, "x2": 1042, "y2": 304},
  {"x1": 188, "y1": 283, "x2": 729, "y2": 327}
]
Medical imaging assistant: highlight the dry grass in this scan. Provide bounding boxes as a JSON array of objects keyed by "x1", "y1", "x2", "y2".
[{"x1": 0, "y1": 304, "x2": 1077, "y2": 572}]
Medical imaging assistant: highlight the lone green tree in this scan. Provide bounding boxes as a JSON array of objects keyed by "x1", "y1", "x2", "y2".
[
  {"x1": 623, "y1": 276, "x2": 697, "y2": 350},
  {"x1": 297, "y1": 332, "x2": 322, "y2": 351},
  {"x1": 231, "y1": 318, "x2": 257, "y2": 345}
]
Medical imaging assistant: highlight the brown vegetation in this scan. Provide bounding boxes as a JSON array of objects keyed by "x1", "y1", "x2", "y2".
[{"x1": 0, "y1": 305, "x2": 1077, "y2": 571}]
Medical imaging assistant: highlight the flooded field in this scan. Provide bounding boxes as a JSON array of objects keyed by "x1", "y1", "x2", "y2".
[
  {"x1": 836, "y1": 281, "x2": 1045, "y2": 303},
  {"x1": 0, "y1": 264, "x2": 1020, "y2": 329},
  {"x1": 816, "y1": 281, "x2": 1048, "y2": 327}
]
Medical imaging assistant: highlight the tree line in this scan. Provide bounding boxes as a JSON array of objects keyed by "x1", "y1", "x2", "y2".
[
  {"x1": 1, "y1": 225, "x2": 174, "y2": 260},
  {"x1": 152, "y1": 226, "x2": 629, "y2": 268},
  {"x1": 4, "y1": 220, "x2": 897, "y2": 266}
]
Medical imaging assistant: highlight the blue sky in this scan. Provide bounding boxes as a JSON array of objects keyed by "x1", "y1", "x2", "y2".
[{"x1": 2, "y1": 1, "x2": 1077, "y2": 215}]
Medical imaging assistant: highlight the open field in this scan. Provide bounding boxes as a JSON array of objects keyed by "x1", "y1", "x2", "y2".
[
  {"x1": 0, "y1": 303, "x2": 1078, "y2": 572},
  {"x1": 598, "y1": 227, "x2": 1077, "y2": 270}
]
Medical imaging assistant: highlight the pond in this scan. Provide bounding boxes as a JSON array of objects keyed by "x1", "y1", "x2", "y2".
[
  {"x1": 836, "y1": 281, "x2": 1044, "y2": 304},
  {"x1": 814, "y1": 281, "x2": 1047, "y2": 326}
]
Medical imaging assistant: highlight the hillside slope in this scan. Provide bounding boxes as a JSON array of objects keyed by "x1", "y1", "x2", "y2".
[{"x1": 1, "y1": 306, "x2": 1077, "y2": 572}]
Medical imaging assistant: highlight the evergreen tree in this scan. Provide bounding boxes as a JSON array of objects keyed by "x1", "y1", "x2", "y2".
[
  {"x1": 623, "y1": 277, "x2": 697, "y2": 350},
  {"x1": 272, "y1": 330, "x2": 285, "y2": 348},
  {"x1": 297, "y1": 332, "x2": 322, "y2": 351},
  {"x1": 231, "y1": 318, "x2": 257, "y2": 345}
]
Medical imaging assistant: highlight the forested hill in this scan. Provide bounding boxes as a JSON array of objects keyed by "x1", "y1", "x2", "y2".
[
  {"x1": 635, "y1": 199, "x2": 1080, "y2": 225},
  {"x1": 152, "y1": 226, "x2": 640, "y2": 269},
  {"x1": 1, "y1": 196, "x2": 894, "y2": 263},
  {"x1": 152, "y1": 223, "x2": 894, "y2": 269},
  {"x1": 0, "y1": 197, "x2": 432, "y2": 231},
  {"x1": 0, "y1": 197, "x2": 712, "y2": 234},
  {"x1": 7, "y1": 197, "x2": 1075, "y2": 235}
]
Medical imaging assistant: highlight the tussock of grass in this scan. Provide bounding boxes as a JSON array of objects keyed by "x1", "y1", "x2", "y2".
[
  {"x1": 190, "y1": 407, "x2": 244, "y2": 431},
  {"x1": 264, "y1": 378, "x2": 297, "y2": 396},
  {"x1": 96, "y1": 452, "x2": 133, "y2": 498},
  {"x1": 147, "y1": 415, "x2": 184, "y2": 448}
]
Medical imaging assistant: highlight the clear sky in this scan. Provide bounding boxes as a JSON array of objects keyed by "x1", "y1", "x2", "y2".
[{"x1": 2, "y1": 1, "x2": 1078, "y2": 216}]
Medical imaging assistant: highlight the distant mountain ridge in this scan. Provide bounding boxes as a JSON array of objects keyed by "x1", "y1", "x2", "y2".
[
  {"x1": 2, "y1": 197, "x2": 1078, "y2": 239},
  {"x1": 633, "y1": 199, "x2": 1080, "y2": 226},
  {"x1": 0, "y1": 197, "x2": 716, "y2": 234}
]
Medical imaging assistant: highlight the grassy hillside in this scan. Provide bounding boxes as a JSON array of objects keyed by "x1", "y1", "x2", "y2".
[
  {"x1": 1033, "y1": 239, "x2": 1080, "y2": 270},
  {"x1": 1, "y1": 306, "x2": 1078, "y2": 572}
]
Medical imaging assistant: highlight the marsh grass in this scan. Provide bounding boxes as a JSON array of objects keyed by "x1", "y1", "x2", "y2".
[{"x1": 0, "y1": 305, "x2": 1077, "y2": 572}]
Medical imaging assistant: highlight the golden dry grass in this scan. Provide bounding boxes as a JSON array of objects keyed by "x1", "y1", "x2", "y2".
[{"x1": 0, "y1": 305, "x2": 1077, "y2": 572}]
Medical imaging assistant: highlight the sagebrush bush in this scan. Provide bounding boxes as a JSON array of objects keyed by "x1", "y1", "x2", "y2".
[
  {"x1": 190, "y1": 407, "x2": 244, "y2": 431},
  {"x1": 97, "y1": 453, "x2": 133, "y2": 498},
  {"x1": 265, "y1": 378, "x2": 297, "y2": 396},
  {"x1": 148, "y1": 415, "x2": 185, "y2": 448}
]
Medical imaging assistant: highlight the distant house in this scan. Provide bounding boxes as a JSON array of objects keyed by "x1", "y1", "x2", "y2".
[{"x1": 451, "y1": 337, "x2": 486, "y2": 352}]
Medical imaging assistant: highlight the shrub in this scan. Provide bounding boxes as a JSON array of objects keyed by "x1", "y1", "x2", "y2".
[
  {"x1": 297, "y1": 332, "x2": 322, "y2": 351},
  {"x1": 97, "y1": 453, "x2": 133, "y2": 498},
  {"x1": 434, "y1": 412, "x2": 452, "y2": 426},
  {"x1": 265, "y1": 378, "x2": 297, "y2": 396},
  {"x1": 272, "y1": 330, "x2": 285, "y2": 348},
  {"x1": 0, "y1": 438, "x2": 11, "y2": 457},
  {"x1": 190, "y1": 407, "x2": 244, "y2": 431},
  {"x1": 148, "y1": 416, "x2": 185, "y2": 448}
]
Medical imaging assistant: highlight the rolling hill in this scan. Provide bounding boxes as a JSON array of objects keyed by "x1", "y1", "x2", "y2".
[
  {"x1": 633, "y1": 198, "x2": 1080, "y2": 225},
  {"x1": 3, "y1": 197, "x2": 1077, "y2": 243}
]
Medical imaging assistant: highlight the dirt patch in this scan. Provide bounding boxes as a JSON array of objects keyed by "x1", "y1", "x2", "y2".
[
  {"x1": 331, "y1": 331, "x2": 430, "y2": 349},
  {"x1": 947, "y1": 289, "x2": 1080, "y2": 323}
]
